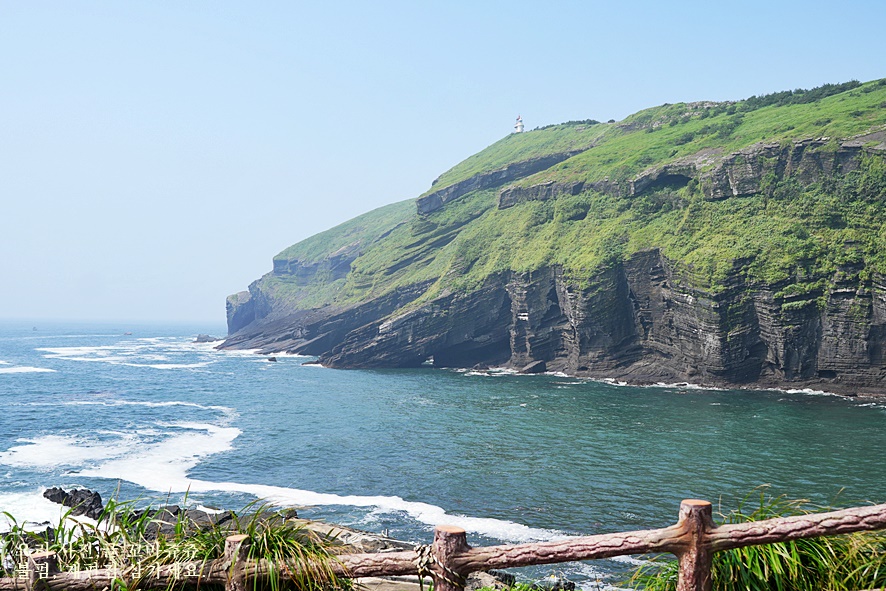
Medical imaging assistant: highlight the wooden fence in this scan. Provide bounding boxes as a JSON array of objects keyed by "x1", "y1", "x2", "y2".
[{"x1": 3, "y1": 499, "x2": 886, "y2": 591}]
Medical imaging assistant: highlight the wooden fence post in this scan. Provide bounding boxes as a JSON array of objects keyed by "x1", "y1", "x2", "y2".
[
  {"x1": 432, "y1": 526, "x2": 469, "y2": 591},
  {"x1": 224, "y1": 534, "x2": 250, "y2": 591},
  {"x1": 677, "y1": 500, "x2": 714, "y2": 591},
  {"x1": 26, "y1": 552, "x2": 58, "y2": 591}
]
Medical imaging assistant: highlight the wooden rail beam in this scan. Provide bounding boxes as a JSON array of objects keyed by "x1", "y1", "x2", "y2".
[
  {"x1": 710, "y1": 501, "x2": 886, "y2": 551},
  {"x1": 454, "y1": 523, "x2": 688, "y2": 571}
]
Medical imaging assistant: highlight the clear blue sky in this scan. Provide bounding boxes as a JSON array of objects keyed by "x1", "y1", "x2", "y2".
[{"x1": 2, "y1": 1, "x2": 884, "y2": 324}]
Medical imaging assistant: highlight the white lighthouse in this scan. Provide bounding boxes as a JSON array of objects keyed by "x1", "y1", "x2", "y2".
[{"x1": 514, "y1": 115, "x2": 524, "y2": 133}]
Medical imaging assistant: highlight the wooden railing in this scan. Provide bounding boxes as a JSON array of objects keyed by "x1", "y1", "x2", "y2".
[{"x1": 3, "y1": 499, "x2": 886, "y2": 591}]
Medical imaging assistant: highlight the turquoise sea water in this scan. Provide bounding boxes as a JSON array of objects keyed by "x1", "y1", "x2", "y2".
[{"x1": 1, "y1": 321, "x2": 885, "y2": 585}]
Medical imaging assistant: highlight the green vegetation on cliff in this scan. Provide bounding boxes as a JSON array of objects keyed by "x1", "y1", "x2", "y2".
[{"x1": 253, "y1": 78, "x2": 886, "y2": 315}]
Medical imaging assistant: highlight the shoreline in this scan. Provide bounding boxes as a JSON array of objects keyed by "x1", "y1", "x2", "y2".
[{"x1": 253, "y1": 351, "x2": 886, "y2": 399}]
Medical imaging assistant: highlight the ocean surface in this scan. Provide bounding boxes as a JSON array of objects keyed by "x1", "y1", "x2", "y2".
[{"x1": 1, "y1": 320, "x2": 885, "y2": 587}]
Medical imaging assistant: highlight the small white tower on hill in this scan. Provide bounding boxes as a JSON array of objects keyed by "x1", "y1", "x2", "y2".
[{"x1": 514, "y1": 115, "x2": 524, "y2": 133}]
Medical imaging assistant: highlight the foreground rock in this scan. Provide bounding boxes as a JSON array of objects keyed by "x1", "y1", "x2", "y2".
[
  {"x1": 43, "y1": 487, "x2": 104, "y2": 520},
  {"x1": 359, "y1": 571, "x2": 518, "y2": 591},
  {"x1": 39, "y1": 487, "x2": 408, "y2": 553}
]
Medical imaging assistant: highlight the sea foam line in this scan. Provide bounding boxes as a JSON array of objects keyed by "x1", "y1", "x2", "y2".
[
  {"x1": 22, "y1": 399, "x2": 239, "y2": 424},
  {"x1": 3, "y1": 423, "x2": 563, "y2": 544},
  {"x1": 0, "y1": 366, "x2": 56, "y2": 374},
  {"x1": 168, "y1": 479, "x2": 565, "y2": 544}
]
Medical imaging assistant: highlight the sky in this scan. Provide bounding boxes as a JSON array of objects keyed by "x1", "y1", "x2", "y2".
[{"x1": 1, "y1": 1, "x2": 885, "y2": 325}]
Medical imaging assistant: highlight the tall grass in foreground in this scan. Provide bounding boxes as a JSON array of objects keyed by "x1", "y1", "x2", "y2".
[
  {"x1": 622, "y1": 489, "x2": 886, "y2": 591},
  {"x1": 0, "y1": 499, "x2": 348, "y2": 591}
]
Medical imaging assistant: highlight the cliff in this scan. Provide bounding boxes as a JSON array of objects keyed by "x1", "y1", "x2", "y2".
[{"x1": 221, "y1": 79, "x2": 886, "y2": 395}]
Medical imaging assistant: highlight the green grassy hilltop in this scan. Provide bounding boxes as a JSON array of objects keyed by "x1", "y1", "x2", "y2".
[{"x1": 261, "y1": 79, "x2": 886, "y2": 315}]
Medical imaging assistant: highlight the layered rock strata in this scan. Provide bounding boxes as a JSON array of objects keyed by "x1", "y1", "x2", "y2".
[
  {"x1": 223, "y1": 250, "x2": 886, "y2": 395},
  {"x1": 499, "y1": 131, "x2": 886, "y2": 208}
]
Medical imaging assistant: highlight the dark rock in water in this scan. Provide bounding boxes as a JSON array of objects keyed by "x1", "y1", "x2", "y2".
[
  {"x1": 194, "y1": 334, "x2": 221, "y2": 343},
  {"x1": 520, "y1": 360, "x2": 547, "y2": 374},
  {"x1": 471, "y1": 363, "x2": 490, "y2": 371},
  {"x1": 267, "y1": 356, "x2": 277, "y2": 362},
  {"x1": 43, "y1": 487, "x2": 67, "y2": 505},
  {"x1": 43, "y1": 487, "x2": 104, "y2": 520}
]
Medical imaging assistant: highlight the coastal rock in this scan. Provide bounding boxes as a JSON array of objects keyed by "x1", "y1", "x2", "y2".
[
  {"x1": 499, "y1": 180, "x2": 587, "y2": 209},
  {"x1": 194, "y1": 334, "x2": 221, "y2": 343},
  {"x1": 43, "y1": 487, "x2": 104, "y2": 520},
  {"x1": 223, "y1": 250, "x2": 886, "y2": 395},
  {"x1": 226, "y1": 291, "x2": 256, "y2": 334},
  {"x1": 520, "y1": 360, "x2": 547, "y2": 374},
  {"x1": 466, "y1": 571, "x2": 517, "y2": 591}
]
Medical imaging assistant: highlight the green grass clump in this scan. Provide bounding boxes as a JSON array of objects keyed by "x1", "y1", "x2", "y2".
[
  {"x1": 1, "y1": 500, "x2": 347, "y2": 591},
  {"x1": 623, "y1": 490, "x2": 886, "y2": 591}
]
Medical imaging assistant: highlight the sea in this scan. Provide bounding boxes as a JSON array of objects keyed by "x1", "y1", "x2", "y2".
[{"x1": 1, "y1": 320, "x2": 885, "y2": 587}]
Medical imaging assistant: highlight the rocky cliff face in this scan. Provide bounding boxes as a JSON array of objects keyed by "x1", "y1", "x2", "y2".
[
  {"x1": 224, "y1": 248, "x2": 886, "y2": 395},
  {"x1": 500, "y1": 131, "x2": 886, "y2": 208}
]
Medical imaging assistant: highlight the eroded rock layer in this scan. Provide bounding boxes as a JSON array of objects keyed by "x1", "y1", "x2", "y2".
[{"x1": 224, "y1": 249, "x2": 886, "y2": 394}]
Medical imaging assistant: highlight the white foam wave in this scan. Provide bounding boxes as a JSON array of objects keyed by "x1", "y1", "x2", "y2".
[
  {"x1": 4, "y1": 419, "x2": 561, "y2": 543},
  {"x1": 214, "y1": 348, "x2": 262, "y2": 357},
  {"x1": 0, "y1": 366, "x2": 56, "y2": 374},
  {"x1": 47, "y1": 399, "x2": 239, "y2": 424},
  {"x1": 178, "y1": 479, "x2": 564, "y2": 543},
  {"x1": 783, "y1": 388, "x2": 843, "y2": 397},
  {"x1": 72, "y1": 422, "x2": 241, "y2": 491},
  {"x1": 0, "y1": 434, "x2": 131, "y2": 468},
  {"x1": 652, "y1": 381, "x2": 726, "y2": 391},
  {"x1": 129, "y1": 362, "x2": 213, "y2": 369},
  {"x1": 461, "y1": 367, "x2": 519, "y2": 377},
  {"x1": 36, "y1": 339, "x2": 220, "y2": 370},
  {"x1": 80, "y1": 438, "x2": 561, "y2": 542}
]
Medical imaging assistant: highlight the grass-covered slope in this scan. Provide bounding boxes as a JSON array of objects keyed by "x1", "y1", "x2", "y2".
[
  {"x1": 247, "y1": 79, "x2": 886, "y2": 318},
  {"x1": 422, "y1": 119, "x2": 607, "y2": 195}
]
